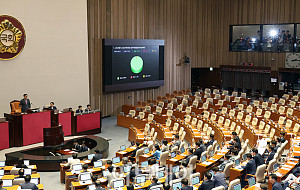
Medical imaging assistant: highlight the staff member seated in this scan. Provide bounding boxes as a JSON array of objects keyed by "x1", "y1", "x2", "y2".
[
  {"x1": 20, "y1": 175, "x2": 38, "y2": 190},
  {"x1": 85, "y1": 104, "x2": 92, "y2": 112},
  {"x1": 198, "y1": 172, "x2": 214, "y2": 190},
  {"x1": 80, "y1": 142, "x2": 89, "y2": 152},
  {"x1": 76, "y1": 105, "x2": 84, "y2": 113},
  {"x1": 91, "y1": 149, "x2": 103, "y2": 163},
  {"x1": 15, "y1": 169, "x2": 26, "y2": 179},
  {"x1": 153, "y1": 144, "x2": 162, "y2": 160},
  {"x1": 48, "y1": 102, "x2": 57, "y2": 110},
  {"x1": 72, "y1": 140, "x2": 80, "y2": 151}
]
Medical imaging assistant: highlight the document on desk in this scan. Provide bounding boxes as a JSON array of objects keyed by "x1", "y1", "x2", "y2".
[
  {"x1": 282, "y1": 165, "x2": 293, "y2": 168},
  {"x1": 99, "y1": 178, "x2": 107, "y2": 182},
  {"x1": 201, "y1": 161, "x2": 212, "y2": 165},
  {"x1": 169, "y1": 158, "x2": 178, "y2": 162},
  {"x1": 79, "y1": 180, "x2": 92, "y2": 185},
  {"x1": 287, "y1": 161, "x2": 298, "y2": 165},
  {"x1": 28, "y1": 165, "x2": 34, "y2": 169},
  {"x1": 275, "y1": 173, "x2": 283, "y2": 177}
]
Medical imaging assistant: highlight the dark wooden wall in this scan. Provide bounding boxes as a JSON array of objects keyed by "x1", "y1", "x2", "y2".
[{"x1": 87, "y1": 0, "x2": 300, "y2": 116}]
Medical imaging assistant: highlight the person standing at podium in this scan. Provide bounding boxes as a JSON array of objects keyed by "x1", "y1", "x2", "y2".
[
  {"x1": 20, "y1": 94, "x2": 31, "y2": 112},
  {"x1": 85, "y1": 104, "x2": 92, "y2": 112},
  {"x1": 48, "y1": 102, "x2": 57, "y2": 110}
]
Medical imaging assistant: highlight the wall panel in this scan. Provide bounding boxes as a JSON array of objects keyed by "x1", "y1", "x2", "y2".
[{"x1": 88, "y1": 0, "x2": 300, "y2": 116}]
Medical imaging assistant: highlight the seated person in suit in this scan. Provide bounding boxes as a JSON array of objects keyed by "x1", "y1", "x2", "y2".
[
  {"x1": 266, "y1": 146, "x2": 275, "y2": 165},
  {"x1": 153, "y1": 144, "x2": 162, "y2": 160},
  {"x1": 212, "y1": 167, "x2": 228, "y2": 189},
  {"x1": 206, "y1": 134, "x2": 215, "y2": 148},
  {"x1": 80, "y1": 142, "x2": 89, "y2": 152},
  {"x1": 82, "y1": 164, "x2": 89, "y2": 172},
  {"x1": 85, "y1": 104, "x2": 92, "y2": 112},
  {"x1": 161, "y1": 140, "x2": 169, "y2": 152},
  {"x1": 16, "y1": 169, "x2": 26, "y2": 179},
  {"x1": 229, "y1": 132, "x2": 241, "y2": 145},
  {"x1": 148, "y1": 177, "x2": 160, "y2": 190},
  {"x1": 252, "y1": 148, "x2": 264, "y2": 167},
  {"x1": 72, "y1": 140, "x2": 80, "y2": 151},
  {"x1": 76, "y1": 105, "x2": 84, "y2": 113},
  {"x1": 20, "y1": 175, "x2": 38, "y2": 190},
  {"x1": 48, "y1": 102, "x2": 57, "y2": 110},
  {"x1": 280, "y1": 132, "x2": 286, "y2": 144},
  {"x1": 198, "y1": 172, "x2": 214, "y2": 190},
  {"x1": 16, "y1": 158, "x2": 28, "y2": 169},
  {"x1": 0, "y1": 179, "x2": 7, "y2": 190},
  {"x1": 218, "y1": 154, "x2": 231, "y2": 172},
  {"x1": 271, "y1": 140, "x2": 279, "y2": 152},
  {"x1": 241, "y1": 153, "x2": 256, "y2": 187},
  {"x1": 181, "y1": 178, "x2": 193, "y2": 190},
  {"x1": 229, "y1": 149, "x2": 238, "y2": 162},
  {"x1": 185, "y1": 148, "x2": 194, "y2": 164},
  {"x1": 64, "y1": 154, "x2": 81, "y2": 167},
  {"x1": 194, "y1": 140, "x2": 206, "y2": 160},
  {"x1": 91, "y1": 149, "x2": 103, "y2": 163},
  {"x1": 269, "y1": 174, "x2": 283, "y2": 190},
  {"x1": 171, "y1": 134, "x2": 181, "y2": 148}
]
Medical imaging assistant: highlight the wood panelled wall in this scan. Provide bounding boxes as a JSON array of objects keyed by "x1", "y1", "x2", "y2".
[{"x1": 87, "y1": 0, "x2": 300, "y2": 116}]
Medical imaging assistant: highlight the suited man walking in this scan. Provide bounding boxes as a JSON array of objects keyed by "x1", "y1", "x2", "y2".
[
  {"x1": 20, "y1": 94, "x2": 31, "y2": 113},
  {"x1": 20, "y1": 175, "x2": 38, "y2": 190}
]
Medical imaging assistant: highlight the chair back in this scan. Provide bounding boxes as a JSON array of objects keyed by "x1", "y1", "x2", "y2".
[
  {"x1": 228, "y1": 179, "x2": 240, "y2": 190},
  {"x1": 267, "y1": 159, "x2": 276, "y2": 173},
  {"x1": 173, "y1": 123, "x2": 179, "y2": 132},
  {"x1": 221, "y1": 107, "x2": 227, "y2": 114},
  {"x1": 258, "y1": 121, "x2": 265, "y2": 130},
  {"x1": 197, "y1": 120, "x2": 203, "y2": 130},
  {"x1": 191, "y1": 118, "x2": 198, "y2": 126},
  {"x1": 278, "y1": 106, "x2": 285, "y2": 114},
  {"x1": 224, "y1": 162, "x2": 234, "y2": 178},
  {"x1": 237, "y1": 112, "x2": 243, "y2": 120},
  {"x1": 185, "y1": 115, "x2": 191, "y2": 123},
  {"x1": 264, "y1": 111, "x2": 271, "y2": 119},
  {"x1": 139, "y1": 112, "x2": 145, "y2": 119},
  {"x1": 262, "y1": 102, "x2": 268, "y2": 109},
  {"x1": 293, "y1": 123, "x2": 300, "y2": 133},
  {"x1": 218, "y1": 116, "x2": 224, "y2": 125},
  {"x1": 252, "y1": 118, "x2": 258, "y2": 126},
  {"x1": 159, "y1": 151, "x2": 169, "y2": 166},
  {"x1": 210, "y1": 114, "x2": 217, "y2": 121},
  {"x1": 13, "y1": 178, "x2": 25, "y2": 185},
  {"x1": 167, "y1": 110, "x2": 173, "y2": 117},
  {"x1": 238, "y1": 104, "x2": 244, "y2": 111},
  {"x1": 10, "y1": 100, "x2": 21, "y2": 114},
  {"x1": 166, "y1": 119, "x2": 172, "y2": 127},
  {"x1": 203, "y1": 111, "x2": 210, "y2": 119},
  {"x1": 245, "y1": 115, "x2": 251, "y2": 123},
  {"x1": 185, "y1": 107, "x2": 192, "y2": 115},
  {"x1": 148, "y1": 114, "x2": 154, "y2": 123},
  {"x1": 229, "y1": 110, "x2": 235, "y2": 117},
  {"x1": 256, "y1": 108, "x2": 262, "y2": 116},
  {"x1": 135, "y1": 148, "x2": 145, "y2": 163},
  {"x1": 188, "y1": 155, "x2": 198, "y2": 170},
  {"x1": 246, "y1": 106, "x2": 253, "y2": 113},
  {"x1": 224, "y1": 119, "x2": 231, "y2": 127}
]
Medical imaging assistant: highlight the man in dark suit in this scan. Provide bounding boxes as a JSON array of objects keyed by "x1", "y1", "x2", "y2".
[
  {"x1": 20, "y1": 175, "x2": 38, "y2": 190},
  {"x1": 212, "y1": 167, "x2": 228, "y2": 189},
  {"x1": 185, "y1": 148, "x2": 194, "y2": 164},
  {"x1": 72, "y1": 140, "x2": 80, "y2": 151},
  {"x1": 252, "y1": 148, "x2": 264, "y2": 167},
  {"x1": 230, "y1": 132, "x2": 241, "y2": 145},
  {"x1": 48, "y1": 102, "x2": 57, "y2": 110},
  {"x1": 194, "y1": 140, "x2": 206, "y2": 160},
  {"x1": 91, "y1": 149, "x2": 103, "y2": 163},
  {"x1": 206, "y1": 134, "x2": 215, "y2": 148},
  {"x1": 148, "y1": 177, "x2": 159, "y2": 190},
  {"x1": 266, "y1": 146, "x2": 275, "y2": 165},
  {"x1": 20, "y1": 94, "x2": 31, "y2": 113},
  {"x1": 269, "y1": 174, "x2": 283, "y2": 190},
  {"x1": 0, "y1": 179, "x2": 7, "y2": 190},
  {"x1": 198, "y1": 172, "x2": 214, "y2": 190},
  {"x1": 15, "y1": 169, "x2": 25, "y2": 179},
  {"x1": 181, "y1": 178, "x2": 193, "y2": 190},
  {"x1": 80, "y1": 142, "x2": 88, "y2": 152},
  {"x1": 16, "y1": 158, "x2": 27, "y2": 168},
  {"x1": 280, "y1": 132, "x2": 286, "y2": 143},
  {"x1": 271, "y1": 140, "x2": 279, "y2": 152},
  {"x1": 76, "y1": 105, "x2": 84, "y2": 113},
  {"x1": 85, "y1": 104, "x2": 92, "y2": 112},
  {"x1": 241, "y1": 153, "x2": 256, "y2": 187}
]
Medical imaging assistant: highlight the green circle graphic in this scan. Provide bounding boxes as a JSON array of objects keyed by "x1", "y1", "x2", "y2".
[{"x1": 130, "y1": 56, "x2": 143, "y2": 73}]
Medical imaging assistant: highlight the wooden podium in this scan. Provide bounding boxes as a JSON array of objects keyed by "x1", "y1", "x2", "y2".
[{"x1": 43, "y1": 126, "x2": 64, "y2": 146}]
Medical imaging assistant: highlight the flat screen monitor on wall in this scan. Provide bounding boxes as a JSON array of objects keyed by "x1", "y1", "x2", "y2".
[{"x1": 103, "y1": 39, "x2": 164, "y2": 93}]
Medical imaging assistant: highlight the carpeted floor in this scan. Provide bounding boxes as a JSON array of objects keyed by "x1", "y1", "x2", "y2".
[{"x1": 0, "y1": 115, "x2": 129, "y2": 190}]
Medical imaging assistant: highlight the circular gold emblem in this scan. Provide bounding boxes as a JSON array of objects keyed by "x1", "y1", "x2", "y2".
[{"x1": 0, "y1": 15, "x2": 26, "y2": 60}]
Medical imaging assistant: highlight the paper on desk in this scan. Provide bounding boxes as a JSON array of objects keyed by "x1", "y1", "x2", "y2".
[
  {"x1": 287, "y1": 161, "x2": 297, "y2": 165},
  {"x1": 83, "y1": 160, "x2": 90, "y2": 163},
  {"x1": 69, "y1": 151, "x2": 76, "y2": 153},
  {"x1": 99, "y1": 178, "x2": 107, "y2": 182},
  {"x1": 282, "y1": 165, "x2": 293, "y2": 168},
  {"x1": 130, "y1": 146, "x2": 137, "y2": 149},
  {"x1": 275, "y1": 173, "x2": 283, "y2": 177},
  {"x1": 202, "y1": 161, "x2": 212, "y2": 165},
  {"x1": 87, "y1": 169, "x2": 95, "y2": 172},
  {"x1": 169, "y1": 159, "x2": 178, "y2": 162},
  {"x1": 28, "y1": 165, "x2": 34, "y2": 169},
  {"x1": 64, "y1": 149, "x2": 70, "y2": 151},
  {"x1": 118, "y1": 151, "x2": 126, "y2": 154}
]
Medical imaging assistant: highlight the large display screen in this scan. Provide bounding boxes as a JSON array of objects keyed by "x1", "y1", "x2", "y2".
[{"x1": 103, "y1": 39, "x2": 164, "y2": 93}]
